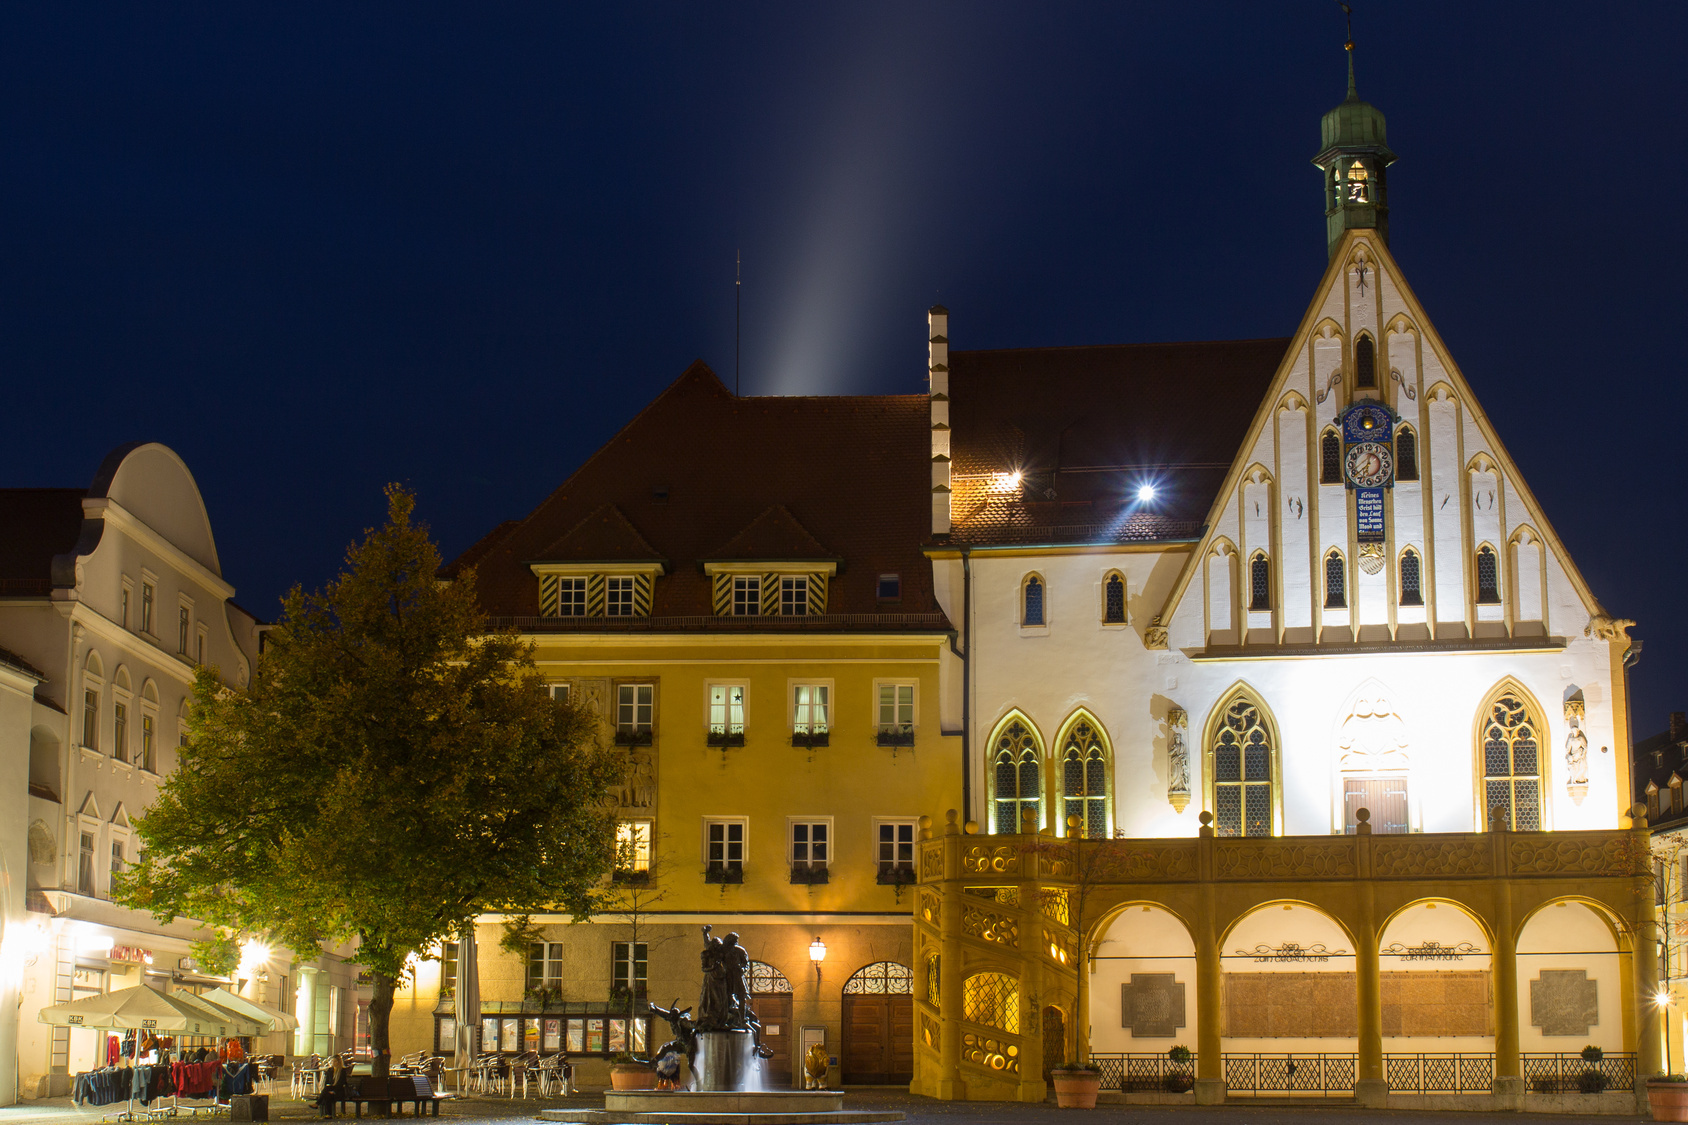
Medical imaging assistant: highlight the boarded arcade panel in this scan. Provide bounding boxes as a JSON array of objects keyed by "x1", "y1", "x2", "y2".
[
  {"x1": 1224, "y1": 972, "x2": 1490, "y2": 1037},
  {"x1": 842, "y1": 993, "x2": 913, "y2": 1085},
  {"x1": 749, "y1": 993, "x2": 792, "y2": 1087}
]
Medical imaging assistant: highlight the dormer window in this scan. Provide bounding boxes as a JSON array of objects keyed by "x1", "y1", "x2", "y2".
[
  {"x1": 779, "y1": 577, "x2": 807, "y2": 616},
  {"x1": 732, "y1": 576, "x2": 761, "y2": 616},
  {"x1": 705, "y1": 563, "x2": 834, "y2": 618},
  {"x1": 534, "y1": 564, "x2": 662, "y2": 619}
]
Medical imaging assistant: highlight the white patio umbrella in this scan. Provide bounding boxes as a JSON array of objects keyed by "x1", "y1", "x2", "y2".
[
  {"x1": 39, "y1": 983, "x2": 250, "y2": 1038},
  {"x1": 202, "y1": 986, "x2": 301, "y2": 1032},
  {"x1": 453, "y1": 925, "x2": 480, "y2": 1087},
  {"x1": 169, "y1": 990, "x2": 265, "y2": 1038}
]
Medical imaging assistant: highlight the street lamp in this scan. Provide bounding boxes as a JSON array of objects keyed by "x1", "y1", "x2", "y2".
[{"x1": 809, "y1": 938, "x2": 826, "y2": 983}]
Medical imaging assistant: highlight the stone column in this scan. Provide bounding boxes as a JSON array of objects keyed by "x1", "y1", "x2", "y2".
[
  {"x1": 1352, "y1": 812, "x2": 1387, "y2": 1107},
  {"x1": 1490, "y1": 812, "x2": 1523, "y2": 1108},
  {"x1": 1194, "y1": 812, "x2": 1225, "y2": 1105},
  {"x1": 937, "y1": 811, "x2": 965, "y2": 1100}
]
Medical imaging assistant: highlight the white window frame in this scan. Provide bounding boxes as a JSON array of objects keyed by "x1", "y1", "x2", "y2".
[
  {"x1": 616, "y1": 819, "x2": 653, "y2": 873},
  {"x1": 82, "y1": 672, "x2": 103, "y2": 753},
  {"x1": 872, "y1": 680, "x2": 917, "y2": 737},
  {"x1": 616, "y1": 683, "x2": 654, "y2": 739},
  {"x1": 527, "y1": 942, "x2": 566, "y2": 989},
  {"x1": 873, "y1": 817, "x2": 919, "y2": 874},
  {"x1": 556, "y1": 576, "x2": 588, "y2": 617},
  {"x1": 790, "y1": 680, "x2": 833, "y2": 737},
  {"x1": 702, "y1": 817, "x2": 748, "y2": 873},
  {"x1": 139, "y1": 572, "x2": 158, "y2": 635},
  {"x1": 707, "y1": 681, "x2": 748, "y2": 741},
  {"x1": 120, "y1": 579, "x2": 133, "y2": 630},
  {"x1": 76, "y1": 817, "x2": 100, "y2": 897},
  {"x1": 778, "y1": 576, "x2": 808, "y2": 616},
  {"x1": 611, "y1": 941, "x2": 648, "y2": 996},
  {"x1": 111, "y1": 685, "x2": 132, "y2": 766},
  {"x1": 604, "y1": 575, "x2": 637, "y2": 617},
  {"x1": 786, "y1": 816, "x2": 834, "y2": 868},
  {"x1": 731, "y1": 575, "x2": 761, "y2": 617},
  {"x1": 176, "y1": 597, "x2": 194, "y2": 656},
  {"x1": 549, "y1": 682, "x2": 572, "y2": 704}
]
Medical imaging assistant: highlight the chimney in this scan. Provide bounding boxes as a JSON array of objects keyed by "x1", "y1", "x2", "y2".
[
  {"x1": 928, "y1": 305, "x2": 952, "y2": 536},
  {"x1": 1671, "y1": 711, "x2": 1687, "y2": 743}
]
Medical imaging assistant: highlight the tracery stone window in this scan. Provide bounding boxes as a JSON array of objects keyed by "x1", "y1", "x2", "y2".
[
  {"x1": 1482, "y1": 691, "x2": 1542, "y2": 831},
  {"x1": 1399, "y1": 549, "x2": 1424, "y2": 606},
  {"x1": 1103, "y1": 573, "x2": 1126, "y2": 624},
  {"x1": 1022, "y1": 575, "x2": 1045, "y2": 627},
  {"x1": 1213, "y1": 699, "x2": 1273, "y2": 837},
  {"x1": 1248, "y1": 554, "x2": 1271, "y2": 611},
  {"x1": 1475, "y1": 546, "x2": 1501, "y2": 604},
  {"x1": 1320, "y1": 430, "x2": 1342, "y2": 484},
  {"x1": 1324, "y1": 550, "x2": 1347, "y2": 609},
  {"x1": 1395, "y1": 426, "x2": 1418, "y2": 481},
  {"x1": 991, "y1": 718, "x2": 1042, "y2": 834},
  {"x1": 1059, "y1": 718, "x2": 1108, "y2": 838}
]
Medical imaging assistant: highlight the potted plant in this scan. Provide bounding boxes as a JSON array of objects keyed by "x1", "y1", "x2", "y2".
[
  {"x1": 1050, "y1": 1061, "x2": 1102, "y2": 1108},
  {"x1": 609, "y1": 1052, "x2": 657, "y2": 1091},
  {"x1": 1580, "y1": 1045, "x2": 1604, "y2": 1062},
  {"x1": 1648, "y1": 1075, "x2": 1688, "y2": 1121},
  {"x1": 1163, "y1": 1045, "x2": 1195, "y2": 1093}
]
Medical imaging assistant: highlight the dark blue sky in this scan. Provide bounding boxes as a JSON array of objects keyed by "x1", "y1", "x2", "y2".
[{"x1": 2, "y1": 4, "x2": 1683, "y2": 732}]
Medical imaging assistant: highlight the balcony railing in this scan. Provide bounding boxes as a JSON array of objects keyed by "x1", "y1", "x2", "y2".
[
  {"x1": 1089, "y1": 1054, "x2": 1195, "y2": 1093},
  {"x1": 1223, "y1": 1053, "x2": 1355, "y2": 1096},
  {"x1": 1384, "y1": 1053, "x2": 1493, "y2": 1094},
  {"x1": 1522, "y1": 1052, "x2": 1635, "y2": 1094}
]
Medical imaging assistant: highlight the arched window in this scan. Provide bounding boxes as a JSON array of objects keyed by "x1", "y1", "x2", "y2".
[
  {"x1": 1399, "y1": 549, "x2": 1423, "y2": 606},
  {"x1": 1248, "y1": 554, "x2": 1271, "y2": 611},
  {"x1": 1482, "y1": 689, "x2": 1542, "y2": 831},
  {"x1": 1022, "y1": 575, "x2": 1045, "y2": 626},
  {"x1": 843, "y1": 961, "x2": 912, "y2": 995},
  {"x1": 1102, "y1": 573, "x2": 1126, "y2": 624},
  {"x1": 990, "y1": 716, "x2": 1042, "y2": 834},
  {"x1": 1395, "y1": 425, "x2": 1418, "y2": 481},
  {"x1": 1355, "y1": 335, "x2": 1376, "y2": 388},
  {"x1": 1058, "y1": 715, "x2": 1109, "y2": 838},
  {"x1": 1212, "y1": 696, "x2": 1274, "y2": 837},
  {"x1": 1320, "y1": 430, "x2": 1342, "y2": 484},
  {"x1": 1324, "y1": 550, "x2": 1347, "y2": 609},
  {"x1": 747, "y1": 960, "x2": 792, "y2": 994},
  {"x1": 1475, "y1": 546, "x2": 1500, "y2": 604}
]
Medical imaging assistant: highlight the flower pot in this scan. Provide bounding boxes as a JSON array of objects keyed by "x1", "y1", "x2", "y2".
[
  {"x1": 1163, "y1": 1074, "x2": 1194, "y2": 1093},
  {"x1": 1649, "y1": 1080, "x2": 1688, "y2": 1122},
  {"x1": 610, "y1": 1064, "x2": 657, "y2": 1091},
  {"x1": 1051, "y1": 1069, "x2": 1101, "y2": 1109}
]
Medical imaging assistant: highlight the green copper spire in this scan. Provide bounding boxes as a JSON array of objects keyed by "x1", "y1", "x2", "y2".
[{"x1": 1312, "y1": 41, "x2": 1396, "y2": 259}]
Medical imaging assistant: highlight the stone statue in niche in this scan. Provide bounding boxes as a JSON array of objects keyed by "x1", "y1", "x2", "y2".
[
  {"x1": 1564, "y1": 698, "x2": 1589, "y2": 805},
  {"x1": 1166, "y1": 708, "x2": 1190, "y2": 813},
  {"x1": 1337, "y1": 684, "x2": 1410, "y2": 772}
]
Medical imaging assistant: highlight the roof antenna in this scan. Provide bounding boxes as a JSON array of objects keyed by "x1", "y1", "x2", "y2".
[{"x1": 735, "y1": 249, "x2": 741, "y2": 397}]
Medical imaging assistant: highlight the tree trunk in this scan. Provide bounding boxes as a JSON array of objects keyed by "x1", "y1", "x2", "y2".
[{"x1": 370, "y1": 970, "x2": 396, "y2": 1077}]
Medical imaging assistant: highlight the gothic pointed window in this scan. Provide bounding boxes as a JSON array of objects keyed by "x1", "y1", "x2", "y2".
[
  {"x1": 1320, "y1": 430, "x2": 1342, "y2": 484},
  {"x1": 1395, "y1": 425, "x2": 1418, "y2": 481},
  {"x1": 1213, "y1": 698, "x2": 1273, "y2": 837},
  {"x1": 1023, "y1": 575, "x2": 1045, "y2": 626},
  {"x1": 1249, "y1": 554, "x2": 1271, "y2": 611},
  {"x1": 1475, "y1": 546, "x2": 1501, "y2": 604},
  {"x1": 1324, "y1": 550, "x2": 1347, "y2": 609},
  {"x1": 1103, "y1": 573, "x2": 1126, "y2": 624},
  {"x1": 1059, "y1": 718, "x2": 1109, "y2": 839},
  {"x1": 1399, "y1": 549, "x2": 1423, "y2": 606},
  {"x1": 1482, "y1": 690, "x2": 1542, "y2": 831},
  {"x1": 991, "y1": 718, "x2": 1042, "y2": 834},
  {"x1": 1355, "y1": 336, "x2": 1376, "y2": 388}
]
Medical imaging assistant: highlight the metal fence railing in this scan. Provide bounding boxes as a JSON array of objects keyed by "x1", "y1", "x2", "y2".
[
  {"x1": 1087, "y1": 1054, "x2": 1195, "y2": 1093},
  {"x1": 1521, "y1": 1053, "x2": 1635, "y2": 1094},
  {"x1": 1384, "y1": 1053, "x2": 1494, "y2": 1094},
  {"x1": 1223, "y1": 1053, "x2": 1356, "y2": 1096}
]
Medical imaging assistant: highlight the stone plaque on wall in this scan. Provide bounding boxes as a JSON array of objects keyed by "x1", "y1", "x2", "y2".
[
  {"x1": 1530, "y1": 969, "x2": 1599, "y2": 1037},
  {"x1": 1121, "y1": 973, "x2": 1186, "y2": 1038},
  {"x1": 1224, "y1": 973, "x2": 1358, "y2": 1037},
  {"x1": 1380, "y1": 971, "x2": 1489, "y2": 1037}
]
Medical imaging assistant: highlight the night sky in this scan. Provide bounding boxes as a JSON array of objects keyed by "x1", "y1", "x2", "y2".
[{"x1": 2, "y1": 5, "x2": 1683, "y2": 732}]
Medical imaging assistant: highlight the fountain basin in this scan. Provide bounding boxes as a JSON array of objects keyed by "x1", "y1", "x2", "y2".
[{"x1": 539, "y1": 1090, "x2": 905, "y2": 1125}]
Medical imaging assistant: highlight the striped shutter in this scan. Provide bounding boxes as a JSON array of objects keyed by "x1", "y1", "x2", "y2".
[
  {"x1": 539, "y1": 575, "x2": 560, "y2": 617},
  {"x1": 712, "y1": 573, "x2": 733, "y2": 616},
  {"x1": 807, "y1": 573, "x2": 827, "y2": 615},
  {"x1": 633, "y1": 574, "x2": 653, "y2": 617},
  {"x1": 586, "y1": 574, "x2": 606, "y2": 616},
  {"x1": 760, "y1": 574, "x2": 779, "y2": 616}
]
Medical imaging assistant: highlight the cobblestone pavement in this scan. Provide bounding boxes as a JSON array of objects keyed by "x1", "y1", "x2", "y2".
[{"x1": 0, "y1": 1089, "x2": 1651, "y2": 1125}]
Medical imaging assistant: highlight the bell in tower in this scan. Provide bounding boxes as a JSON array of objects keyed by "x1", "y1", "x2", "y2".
[{"x1": 1312, "y1": 37, "x2": 1396, "y2": 260}]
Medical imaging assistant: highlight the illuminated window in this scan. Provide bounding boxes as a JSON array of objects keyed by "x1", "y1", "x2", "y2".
[
  {"x1": 732, "y1": 575, "x2": 760, "y2": 616},
  {"x1": 1395, "y1": 426, "x2": 1418, "y2": 481},
  {"x1": 1103, "y1": 574, "x2": 1126, "y2": 624},
  {"x1": 1249, "y1": 554, "x2": 1270, "y2": 611},
  {"x1": 1355, "y1": 335, "x2": 1376, "y2": 388},
  {"x1": 877, "y1": 683, "x2": 914, "y2": 743},
  {"x1": 527, "y1": 943, "x2": 565, "y2": 990},
  {"x1": 991, "y1": 718, "x2": 1041, "y2": 834},
  {"x1": 1482, "y1": 691, "x2": 1542, "y2": 831},
  {"x1": 792, "y1": 684, "x2": 829, "y2": 738},
  {"x1": 1059, "y1": 719, "x2": 1108, "y2": 838},
  {"x1": 962, "y1": 972, "x2": 1019, "y2": 1033},
  {"x1": 615, "y1": 820, "x2": 652, "y2": 873},
  {"x1": 1213, "y1": 699, "x2": 1273, "y2": 837},
  {"x1": 1399, "y1": 550, "x2": 1423, "y2": 606},
  {"x1": 1023, "y1": 576, "x2": 1044, "y2": 626},
  {"x1": 709, "y1": 684, "x2": 745, "y2": 742},
  {"x1": 1321, "y1": 430, "x2": 1343, "y2": 484},
  {"x1": 1324, "y1": 551, "x2": 1347, "y2": 609},
  {"x1": 1476, "y1": 546, "x2": 1500, "y2": 604}
]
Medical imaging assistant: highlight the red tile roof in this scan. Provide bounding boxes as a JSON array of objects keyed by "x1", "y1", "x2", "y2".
[
  {"x1": 539, "y1": 505, "x2": 664, "y2": 563},
  {"x1": 707, "y1": 505, "x2": 833, "y2": 561},
  {"x1": 450, "y1": 361, "x2": 948, "y2": 630},
  {"x1": 946, "y1": 337, "x2": 1290, "y2": 546}
]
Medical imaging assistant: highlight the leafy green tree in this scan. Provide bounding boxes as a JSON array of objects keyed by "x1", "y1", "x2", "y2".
[{"x1": 118, "y1": 486, "x2": 621, "y2": 1069}]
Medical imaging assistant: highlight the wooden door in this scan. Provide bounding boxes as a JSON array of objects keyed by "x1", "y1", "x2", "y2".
[
  {"x1": 1042, "y1": 1006, "x2": 1066, "y2": 1080},
  {"x1": 749, "y1": 994, "x2": 792, "y2": 1087},
  {"x1": 841, "y1": 994, "x2": 913, "y2": 1085}
]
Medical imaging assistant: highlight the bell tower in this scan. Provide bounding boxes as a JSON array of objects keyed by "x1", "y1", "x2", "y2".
[{"x1": 1312, "y1": 39, "x2": 1395, "y2": 260}]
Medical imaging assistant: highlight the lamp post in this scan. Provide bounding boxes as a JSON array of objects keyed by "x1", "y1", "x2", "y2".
[
  {"x1": 809, "y1": 937, "x2": 826, "y2": 984},
  {"x1": 1658, "y1": 989, "x2": 1674, "y2": 1076}
]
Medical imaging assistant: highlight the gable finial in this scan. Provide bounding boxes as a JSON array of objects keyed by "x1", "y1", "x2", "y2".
[{"x1": 1339, "y1": 2, "x2": 1357, "y2": 98}]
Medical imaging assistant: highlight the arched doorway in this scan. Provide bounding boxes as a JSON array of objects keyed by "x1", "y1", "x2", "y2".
[
  {"x1": 1041, "y1": 1006, "x2": 1066, "y2": 1081},
  {"x1": 746, "y1": 961, "x2": 792, "y2": 1086},
  {"x1": 1516, "y1": 900, "x2": 1626, "y2": 1090},
  {"x1": 842, "y1": 962, "x2": 913, "y2": 1085}
]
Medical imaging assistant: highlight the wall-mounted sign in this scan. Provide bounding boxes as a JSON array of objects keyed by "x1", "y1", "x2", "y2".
[
  {"x1": 1382, "y1": 940, "x2": 1482, "y2": 962},
  {"x1": 1235, "y1": 942, "x2": 1345, "y2": 963},
  {"x1": 111, "y1": 946, "x2": 152, "y2": 964}
]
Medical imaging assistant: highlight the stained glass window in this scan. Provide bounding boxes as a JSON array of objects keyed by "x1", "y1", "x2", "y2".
[
  {"x1": 1395, "y1": 427, "x2": 1418, "y2": 481},
  {"x1": 962, "y1": 972, "x2": 1019, "y2": 1032},
  {"x1": 992, "y1": 719, "x2": 1041, "y2": 834},
  {"x1": 1023, "y1": 576, "x2": 1044, "y2": 626},
  {"x1": 1213, "y1": 699, "x2": 1273, "y2": 837},
  {"x1": 1476, "y1": 546, "x2": 1500, "y2": 604},
  {"x1": 1324, "y1": 551, "x2": 1346, "y2": 609},
  {"x1": 1483, "y1": 692, "x2": 1541, "y2": 831},
  {"x1": 1249, "y1": 555, "x2": 1271, "y2": 611},
  {"x1": 1399, "y1": 550, "x2": 1423, "y2": 606},
  {"x1": 1059, "y1": 720, "x2": 1108, "y2": 838},
  {"x1": 1103, "y1": 574, "x2": 1125, "y2": 623},
  {"x1": 1321, "y1": 430, "x2": 1343, "y2": 484}
]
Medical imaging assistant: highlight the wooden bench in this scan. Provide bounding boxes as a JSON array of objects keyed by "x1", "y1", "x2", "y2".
[
  {"x1": 340, "y1": 1076, "x2": 393, "y2": 1118},
  {"x1": 394, "y1": 1076, "x2": 445, "y2": 1117}
]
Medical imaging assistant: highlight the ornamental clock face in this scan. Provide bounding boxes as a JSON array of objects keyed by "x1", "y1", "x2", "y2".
[{"x1": 1345, "y1": 441, "x2": 1393, "y2": 487}]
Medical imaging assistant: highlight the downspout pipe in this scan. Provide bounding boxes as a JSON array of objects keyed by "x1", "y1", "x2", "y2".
[{"x1": 960, "y1": 545, "x2": 972, "y2": 825}]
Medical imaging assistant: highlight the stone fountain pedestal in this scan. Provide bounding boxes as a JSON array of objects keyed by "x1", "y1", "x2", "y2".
[
  {"x1": 540, "y1": 1088, "x2": 902, "y2": 1125},
  {"x1": 695, "y1": 1029, "x2": 760, "y2": 1092}
]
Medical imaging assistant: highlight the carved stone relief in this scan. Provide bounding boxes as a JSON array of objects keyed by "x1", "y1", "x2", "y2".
[
  {"x1": 1336, "y1": 681, "x2": 1410, "y2": 772},
  {"x1": 1529, "y1": 969, "x2": 1599, "y2": 1037},
  {"x1": 1564, "y1": 696, "x2": 1589, "y2": 804},
  {"x1": 1166, "y1": 708, "x2": 1190, "y2": 813},
  {"x1": 1121, "y1": 973, "x2": 1186, "y2": 1037}
]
